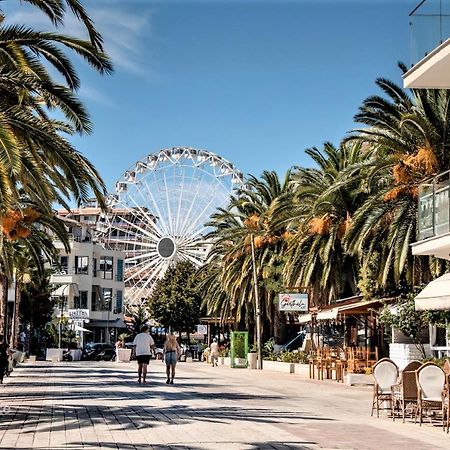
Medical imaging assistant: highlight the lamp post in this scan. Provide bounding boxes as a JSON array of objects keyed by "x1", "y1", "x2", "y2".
[
  {"x1": 250, "y1": 234, "x2": 263, "y2": 370},
  {"x1": 58, "y1": 284, "x2": 70, "y2": 349},
  {"x1": 104, "y1": 291, "x2": 112, "y2": 344}
]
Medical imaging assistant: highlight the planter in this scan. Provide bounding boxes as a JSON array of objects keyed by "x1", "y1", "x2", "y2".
[
  {"x1": 117, "y1": 348, "x2": 132, "y2": 363},
  {"x1": 223, "y1": 357, "x2": 231, "y2": 366},
  {"x1": 219, "y1": 356, "x2": 225, "y2": 365},
  {"x1": 262, "y1": 360, "x2": 294, "y2": 374},
  {"x1": 345, "y1": 373, "x2": 373, "y2": 386},
  {"x1": 247, "y1": 352, "x2": 257, "y2": 369},
  {"x1": 389, "y1": 343, "x2": 431, "y2": 370},
  {"x1": 293, "y1": 363, "x2": 309, "y2": 378},
  {"x1": 46, "y1": 348, "x2": 63, "y2": 362}
]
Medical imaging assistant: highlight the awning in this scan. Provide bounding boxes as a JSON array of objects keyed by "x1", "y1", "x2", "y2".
[
  {"x1": 74, "y1": 325, "x2": 92, "y2": 332},
  {"x1": 52, "y1": 283, "x2": 79, "y2": 297},
  {"x1": 415, "y1": 273, "x2": 450, "y2": 311},
  {"x1": 297, "y1": 313, "x2": 312, "y2": 324},
  {"x1": 87, "y1": 318, "x2": 127, "y2": 328},
  {"x1": 316, "y1": 308, "x2": 339, "y2": 321},
  {"x1": 338, "y1": 299, "x2": 385, "y2": 316}
]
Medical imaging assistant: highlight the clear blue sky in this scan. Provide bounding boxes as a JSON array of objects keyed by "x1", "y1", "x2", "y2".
[{"x1": 7, "y1": 0, "x2": 418, "y2": 191}]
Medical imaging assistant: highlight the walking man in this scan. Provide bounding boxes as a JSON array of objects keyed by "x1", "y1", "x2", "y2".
[{"x1": 133, "y1": 325, "x2": 155, "y2": 383}]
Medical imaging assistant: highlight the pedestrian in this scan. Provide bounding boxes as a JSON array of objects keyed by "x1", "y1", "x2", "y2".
[
  {"x1": 132, "y1": 325, "x2": 155, "y2": 384},
  {"x1": 163, "y1": 334, "x2": 181, "y2": 384},
  {"x1": 210, "y1": 337, "x2": 219, "y2": 367},
  {"x1": 0, "y1": 335, "x2": 10, "y2": 383},
  {"x1": 196, "y1": 341, "x2": 202, "y2": 361}
]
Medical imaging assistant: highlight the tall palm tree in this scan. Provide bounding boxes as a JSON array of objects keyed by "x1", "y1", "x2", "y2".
[
  {"x1": 344, "y1": 63, "x2": 450, "y2": 289},
  {"x1": 201, "y1": 171, "x2": 293, "y2": 340},
  {"x1": 280, "y1": 142, "x2": 364, "y2": 305}
]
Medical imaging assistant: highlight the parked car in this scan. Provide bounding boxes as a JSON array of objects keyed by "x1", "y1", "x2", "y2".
[{"x1": 82, "y1": 343, "x2": 116, "y2": 361}]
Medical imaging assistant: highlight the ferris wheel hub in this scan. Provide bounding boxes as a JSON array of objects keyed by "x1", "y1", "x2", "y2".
[{"x1": 157, "y1": 236, "x2": 176, "y2": 259}]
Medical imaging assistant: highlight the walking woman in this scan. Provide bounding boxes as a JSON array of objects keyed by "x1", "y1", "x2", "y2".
[{"x1": 163, "y1": 334, "x2": 181, "y2": 384}]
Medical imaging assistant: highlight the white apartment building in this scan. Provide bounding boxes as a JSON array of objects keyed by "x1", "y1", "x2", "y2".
[
  {"x1": 50, "y1": 213, "x2": 126, "y2": 345},
  {"x1": 402, "y1": 1, "x2": 450, "y2": 354}
]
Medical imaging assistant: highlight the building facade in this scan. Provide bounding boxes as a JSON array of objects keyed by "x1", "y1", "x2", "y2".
[{"x1": 50, "y1": 212, "x2": 126, "y2": 345}]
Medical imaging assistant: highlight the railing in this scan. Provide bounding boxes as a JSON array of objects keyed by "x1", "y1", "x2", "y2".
[
  {"x1": 409, "y1": 0, "x2": 450, "y2": 66},
  {"x1": 418, "y1": 170, "x2": 450, "y2": 240}
]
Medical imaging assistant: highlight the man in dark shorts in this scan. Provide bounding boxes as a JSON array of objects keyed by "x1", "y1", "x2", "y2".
[{"x1": 132, "y1": 325, "x2": 155, "y2": 383}]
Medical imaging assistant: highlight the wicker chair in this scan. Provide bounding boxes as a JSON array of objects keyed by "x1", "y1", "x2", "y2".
[
  {"x1": 391, "y1": 360, "x2": 422, "y2": 422},
  {"x1": 415, "y1": 362, "x2": 446, "y2": 428},
  {"x1": 371, "y1": 358, "x2": 399, "y2": 417},
  {"x1": 443, "y1": 360, "x2": 450, "y2": 433}
]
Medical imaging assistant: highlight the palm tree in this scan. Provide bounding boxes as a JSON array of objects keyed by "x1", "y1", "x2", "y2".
[
  {"x1": 279, "y1": 142, "x2": 364, "y2": 305},
  {"x1": 201, "y1": 171, "x2": 293, "y2": 341},
  {"x1": 0, "y1": 5, "x2": 113, "y2": 210},
  {"x1": 344, "y1": 63, "x2": 450, "y2": 290},
  {"x1": 0, "y1": 199, "x2": 69, "y2": 337}
]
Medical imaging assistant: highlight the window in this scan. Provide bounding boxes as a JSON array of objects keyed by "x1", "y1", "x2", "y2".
[
  {"x1": 59, "y1": 256, "x2": 68, "y2": 273},
  {"x1": 75, "y1": 256, "x2": 89, "y2": 275},
  {"x1": 115, "y1": 290, "x2": 123, "y2": 313},
  {"x1": 93, "y1": 258, "x2": 97, "y2": 277},
  {"x1": 99, "y1": 256, "x2": 113, "y2": 279},
  {"x1": 116, "y1": 259, "x2": 124, "y2": 282},
  {"x1": 103, "y1": 288, "x2": 113, "y2": 311},
  {"x1": 91, "y1": 289, "x2": 100, "y2": 311},
  {"x1": 74, "y1": 291, "x2": 88, "y2": 309}
]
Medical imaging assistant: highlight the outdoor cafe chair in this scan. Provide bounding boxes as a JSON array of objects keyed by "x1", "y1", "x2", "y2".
[
  {"x1": 415, "y1": 362, "x2": 446, "y2": 429},
  {"x1": 371, "y1": 358, "x2": 398, "y2": 418},
  {"x1": 391, "y1": 360, "x2": 422, "y2": 422}
]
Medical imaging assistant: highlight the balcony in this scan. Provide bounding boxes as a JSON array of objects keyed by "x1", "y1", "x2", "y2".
[
  {"x1": 412, "y1": 170, "x2": 450, "y2": 259},
  {"x1": 404, "y1": 0, "x2": 450, "y2": 88}
]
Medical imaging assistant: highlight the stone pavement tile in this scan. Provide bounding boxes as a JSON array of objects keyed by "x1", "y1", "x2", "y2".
[{"x1": 2, "y1": 361, "x2": 450, "y2": 449}]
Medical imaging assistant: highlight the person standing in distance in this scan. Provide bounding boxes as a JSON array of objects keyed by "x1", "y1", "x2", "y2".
[
  {"x1": 133, "y1": 325, "x2": 155, "y2": 383},
  {"x1": 210, "y1": 338, "x2": 219, "y2": 367},
  {"x1": 163, "y1": 334, "x2": 181, "y2": 384}
]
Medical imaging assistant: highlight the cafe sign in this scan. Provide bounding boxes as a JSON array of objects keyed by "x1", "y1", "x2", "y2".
[
  {"x1": 68, "y1": 309, "x2": 89, "y2": 320},
  {"x1": 278, "y1": 293, "x2": 308, "y2": 312}
]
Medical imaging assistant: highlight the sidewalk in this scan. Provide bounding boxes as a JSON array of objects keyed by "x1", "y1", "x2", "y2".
[{"x1": 0, "y1": 360, "x2": 448, "y2": 449}]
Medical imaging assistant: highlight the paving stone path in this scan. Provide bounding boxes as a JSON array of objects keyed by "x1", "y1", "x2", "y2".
[{"x1": 0, "y1": 361, "x2": 449, "y2": 449}]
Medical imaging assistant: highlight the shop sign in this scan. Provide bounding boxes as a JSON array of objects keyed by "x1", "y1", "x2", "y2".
[{"x1": 278, "y1": 293, "x2": 308, "y2": 312}]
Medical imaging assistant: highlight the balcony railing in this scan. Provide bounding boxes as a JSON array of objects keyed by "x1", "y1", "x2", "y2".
[
  {"x1": 418, "y1": 170, "x2": 450, "y2": 240},
  {"x1": 410, "y1": 0, "x2": 450, "y2": 66}
]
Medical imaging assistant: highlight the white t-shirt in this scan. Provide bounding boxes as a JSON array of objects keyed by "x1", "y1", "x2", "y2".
[{"x1": 133, "y1": 332, "x2": 155, "y2": 356}]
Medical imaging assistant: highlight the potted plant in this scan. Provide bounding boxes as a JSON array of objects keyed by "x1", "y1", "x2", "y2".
[{"x1": 116, "y1": 332, "x2": 132, "y2": 362}]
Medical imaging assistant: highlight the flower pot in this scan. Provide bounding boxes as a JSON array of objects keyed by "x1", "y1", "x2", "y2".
[{"x1": 117, "y1": 348, "x2": 132, "y2": 363}]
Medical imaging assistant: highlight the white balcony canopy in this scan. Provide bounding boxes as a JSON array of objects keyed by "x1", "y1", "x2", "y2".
[
  {"x1": 52, "y1": 283, "x2": 79, "y2": 297},
  {"x1": 415, "y1": 273, "x2": 450, "y2": 311}
]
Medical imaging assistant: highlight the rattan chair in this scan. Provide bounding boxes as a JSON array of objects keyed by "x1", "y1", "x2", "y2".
[
  {"x1": 442, "y1": 360, "x2": 450, "y2": 433},
  {"x1": 415, "y1": 362, "x2": 446, "y2": 428},
  {"x1": 371, "y1": 358, "x2": 399, "y2": 417},
  {"x1": 391, "y1": 360, "x2": 422, "y2": 422}
]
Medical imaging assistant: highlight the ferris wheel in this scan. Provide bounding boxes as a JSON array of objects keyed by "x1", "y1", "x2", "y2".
[{"x1": 101, "y1": 147, "x2": 243, "y2": 312}]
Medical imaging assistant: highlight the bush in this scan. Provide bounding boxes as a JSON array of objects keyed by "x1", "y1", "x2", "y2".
[
  {"x1": 279, "y1": 351, "x2": 308, "y2": 364},
  {"x1": 263, "y1": 350, "x2": 309, "y2": 364}
]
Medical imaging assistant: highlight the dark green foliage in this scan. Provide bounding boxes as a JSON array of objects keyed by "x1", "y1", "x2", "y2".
[{"x1": 148, "y1": 261, "x2": 202, "y2": 333}]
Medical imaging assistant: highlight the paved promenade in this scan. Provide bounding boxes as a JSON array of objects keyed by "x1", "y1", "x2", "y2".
[{"x1": 0, "y1": 361, "x2": 449, "y2": 449}]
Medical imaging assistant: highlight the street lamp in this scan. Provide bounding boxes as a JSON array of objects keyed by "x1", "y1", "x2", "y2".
[
  {"x1": 250, "y1": 234, "x2": 263, "y2": 370},
  {"x1": 104, "y1": 291, "x2": 112, "y2": 344},
  {"x1": 58, "y1": 285, "x2": 69, "y2": 349}
]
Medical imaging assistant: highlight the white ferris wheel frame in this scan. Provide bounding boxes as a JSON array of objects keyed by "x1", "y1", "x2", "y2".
[{"x1": 101, "y1": 147, "x2": 243, "y2": 313}]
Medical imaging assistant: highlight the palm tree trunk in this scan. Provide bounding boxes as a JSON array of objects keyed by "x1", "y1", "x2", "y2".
[{"x1": 11, "y1": 275, "x2": 22, "y2": 348}]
